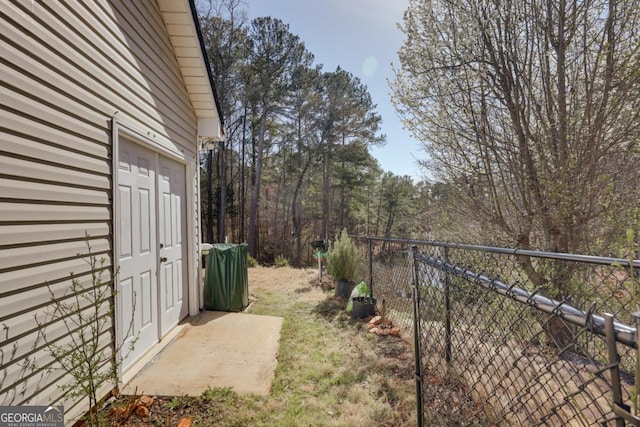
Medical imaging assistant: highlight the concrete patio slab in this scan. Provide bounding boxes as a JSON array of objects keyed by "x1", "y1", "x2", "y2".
[{"x1": 121, "y1": 311, "x2": 283, "y2": 396}]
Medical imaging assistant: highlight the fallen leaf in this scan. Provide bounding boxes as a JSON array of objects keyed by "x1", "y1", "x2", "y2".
[
  {"x1": 136, "y1": 396, "x2": 154, "y2": 408},
  {"x1": 369, "y1": 315, "x2": 383, "y2": 325},
  {"x1": 135, "y1": 405, "x2": 150, "y2": 418}
]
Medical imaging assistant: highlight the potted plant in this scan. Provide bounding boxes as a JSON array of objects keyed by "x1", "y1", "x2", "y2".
[
  {"x1": 327, "y1": 228, "x2": 359, "y2": 298},
  {"x1": 351, "y1": 295, "x2": 377, "y2": 319},
  {"x1": 347, "y1": 281, "x2": 377, "y2": 319}
]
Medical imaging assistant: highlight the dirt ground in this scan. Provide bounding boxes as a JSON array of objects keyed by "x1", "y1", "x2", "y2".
[
  {"x1": 248, "y1": 265, "x2": 329, "y2": 301},
  {"x1": 98, "y1": 265, "x2": 486, "y2": 426}
]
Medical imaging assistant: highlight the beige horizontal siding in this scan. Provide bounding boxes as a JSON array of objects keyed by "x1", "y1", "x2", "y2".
[
  {"x1": 2, "y1": 133, "x2": 110, "y2": 176},
  {"x1": 0, "y1": 258, "x2": 98, "y2": 295},
  {"x1": 0, "y1": 203, "x2": 111, "y2": 223},
  {"x1": 0, "y1": 156, "x2": 110, "y2": 191},
  {"x1": 0, "y1": 323, "x2": 114, "y2": 405},
  {"x1": 0, "y1": 110, "x2": 110, "y2": 159},
  {"x1": 78, "y1": 1, "x2": 196, "y2": 122},
  {"x1": 1, "y1": 293, "x2": 112, "y2": 356},
  {"x1": 3, "y1": 1, "x2": 197, "y2": 152},
  {"x1": 2, "y1": 81, "x2": 109, "y2": 149},
  {"x1": 1, "y1": 0, "x2": 201, "y2": 421},
  {"x1": 0, "y1": 272, "x2": 113, "y2": 323},
  {"x1": 0, "y1": 223, "x2": 110, "y2": 247},
  {"x1": 0, "y1": 238, "x2": 112, "y2": 273},
  {"x1": 0, "y1": 309, "x2": 115, "y2": 418},
  {"x1": 0, "y1": 178, "x2": 110, "y2": 205}
]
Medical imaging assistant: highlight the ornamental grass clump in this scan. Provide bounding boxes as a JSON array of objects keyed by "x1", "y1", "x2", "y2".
[{"x1": 327, "y1": 228, "x2": 358, "y2": 283}]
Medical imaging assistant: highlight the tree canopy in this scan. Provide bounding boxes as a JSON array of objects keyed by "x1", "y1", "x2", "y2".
[
  {"x1": 197, "y1": 0, "x2": 424, "y2": 264},
  {"x1": 392, "y1": 0, "x2": 640, "y2": 258},
  {"x1": 197, "y1": 0, "x2": 639, "y2": 270}
]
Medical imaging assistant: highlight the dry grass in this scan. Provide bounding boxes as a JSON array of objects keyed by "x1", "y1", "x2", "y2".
[
  {"x1": 104, "y1": 267, "x2": 416, "y2": 427},
  {"x1": 243, "y1": 266, "x2": 416, "y2": 427},
  {"x1": 101, "y1": 266, "x2": 488, "y2": 426}
]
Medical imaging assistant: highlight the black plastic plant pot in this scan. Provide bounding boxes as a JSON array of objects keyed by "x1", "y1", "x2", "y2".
[
  {"x1": 335, "y1": 280, "x2": 355, "y2": 298},
  {"x1": 351, "y1": 296, "x2": 377, "y2": 319}
]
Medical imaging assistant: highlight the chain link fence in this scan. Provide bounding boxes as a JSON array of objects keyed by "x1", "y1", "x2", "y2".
[{"x1": 353, "y1": 237, "x2": 640, "y2": 426}]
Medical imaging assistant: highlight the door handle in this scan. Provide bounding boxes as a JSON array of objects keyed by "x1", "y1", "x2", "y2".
[{"x1": 160, "y1": 257, "x2": 167, "y2": 263}]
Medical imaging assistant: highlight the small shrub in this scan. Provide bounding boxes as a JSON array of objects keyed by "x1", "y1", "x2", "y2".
[
  {"x1": 327, "y1": 228, "x2": 358, "y2": 282},
  {"x1": 275, "y1": 254, "x2": 289, "y2": 268},
  {"x1": 168, "y1": 395, "x2": 190, "y2": 410},
  {"x1": 247, "y1": 255, "x2": 258, "y2": 267},
  {"x1": 34, "y1": 236, "x2": 137, "y2": 427}
]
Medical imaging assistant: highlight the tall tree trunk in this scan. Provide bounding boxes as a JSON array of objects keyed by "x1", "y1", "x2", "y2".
[
  {"x1": 273, "y1": 153, "x2": 283, "y2": 255},
  {"x1": 240, "y1": 107, "x2": 247, "y2": 243},
  {"x1": 206, "y1": 148, "x2": 214, "y2": 243},
  {"x1": 321, "y1": 139, "x2": 332, "y2": 240},
  {"x1": 292, "y1": 155, "x2": 312, "y2": 267},
  {"x1": 248, "y1": 115, "x2": 266, "y2": 257},
  {"x1": 218, "y1": 140, "x2": 226, "y2": 242}
]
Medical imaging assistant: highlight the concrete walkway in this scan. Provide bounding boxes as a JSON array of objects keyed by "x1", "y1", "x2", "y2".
[{"x1": 121, "y1": 311, "x2": 284, "y2": 396}]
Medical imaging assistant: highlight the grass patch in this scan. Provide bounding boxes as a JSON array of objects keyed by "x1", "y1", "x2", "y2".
[
  {"x1": 230, "y1": 276, "x2": 415, "y2": 426},
  {"x1": 102, "y1": 268, "x2": 488, "y2": 426}
]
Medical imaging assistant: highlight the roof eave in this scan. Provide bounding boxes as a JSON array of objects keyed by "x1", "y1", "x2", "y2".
[{"x1": 157, "y1": 0, "x2": 225, "y2": 141}]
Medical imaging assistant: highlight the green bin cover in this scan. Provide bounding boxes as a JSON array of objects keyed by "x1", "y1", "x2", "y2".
[{"x1": 203, "y1": 243, "x2": 249, "y2": 311}]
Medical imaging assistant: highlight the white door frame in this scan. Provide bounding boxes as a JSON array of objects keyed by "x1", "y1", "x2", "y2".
[{"x1": 112, "y1": 119, "x2": 198, "y2": 378}]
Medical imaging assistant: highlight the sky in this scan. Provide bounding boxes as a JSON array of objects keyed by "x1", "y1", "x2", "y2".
[{"x1": 244, "y1": 0, "x2": 426, "y2": 182}]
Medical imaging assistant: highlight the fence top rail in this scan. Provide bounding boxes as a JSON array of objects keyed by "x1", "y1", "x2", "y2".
[
  {"x1": 413, "y1": 250, "x2": 639, "y2": 349},
  {"x1": 353, "y1": 236, "x2": 640, "y2": 269}
]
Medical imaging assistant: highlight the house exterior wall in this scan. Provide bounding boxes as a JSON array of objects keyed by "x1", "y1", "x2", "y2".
[{"x1": 0, "y1": 0, "x2": 202, "y2": 422}]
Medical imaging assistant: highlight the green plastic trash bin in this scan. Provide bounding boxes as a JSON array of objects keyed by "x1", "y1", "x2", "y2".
[{"x1": 203, "y1": 243, "x2": 249, "y2": 311}]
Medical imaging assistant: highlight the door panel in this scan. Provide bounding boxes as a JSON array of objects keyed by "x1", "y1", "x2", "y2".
[
  {"x1": 117, "y1": 137, "x2": 158, "y2": 371},
  {"x1": 158, "y1": 156, "x2": 188, "y2": 336}
]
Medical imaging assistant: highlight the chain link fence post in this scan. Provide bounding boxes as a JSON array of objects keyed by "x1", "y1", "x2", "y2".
[
  {"x1": 359, "y1": 237, "x2": 640, "y2": 424},
  {"x1": 411, "y1": 245, "x2": 424, "y2": 427},
  {"x1": 605, "y1": 313, "x2": 627, "y2": 427},
  {"x1": 444, "y1": 246, "x2": 452, "y2": 365},
  {"x1": 635, "y1": 310, "x2": 640, "y2": 419},
  {"x1": 369, "y1": 238, "x2": 374, "y2": 299}
]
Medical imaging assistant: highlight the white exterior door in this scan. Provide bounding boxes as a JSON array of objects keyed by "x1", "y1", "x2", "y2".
[
  {"x1": 117, "y1": 137, "x2": 159, "y2": 371},
  {"x1": 117, "y1": 137, "x2": 189, "y2": 372},
  {"x1": 158, "y1": 156, "x2": 188, "y2": 335}
]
